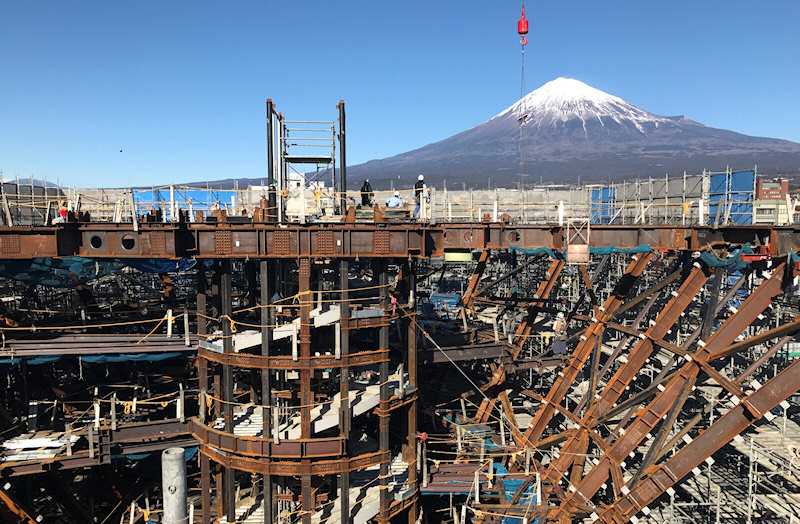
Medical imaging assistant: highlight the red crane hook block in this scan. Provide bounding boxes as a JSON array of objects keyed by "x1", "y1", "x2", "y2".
[
  {"x1": 518, "y1": 8, "x2": 529, "y2": 35},
  {"x1": 518, "y1": 7, "x2": 529, "y2": 46}
]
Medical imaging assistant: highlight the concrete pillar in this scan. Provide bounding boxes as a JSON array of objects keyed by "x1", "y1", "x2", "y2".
[{"x1": 161, "y1": 448, "x2": 188, "y2": 524}]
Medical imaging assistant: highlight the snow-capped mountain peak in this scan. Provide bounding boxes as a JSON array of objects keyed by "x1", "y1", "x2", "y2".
[
  {"x1": 496, "y1": 77, "x2": 668, "y2": 134},
  {"x1": 348, "y1": 76, "x2": 800, "y2": 186}
]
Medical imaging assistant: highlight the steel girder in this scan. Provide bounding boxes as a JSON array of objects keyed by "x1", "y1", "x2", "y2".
[
  {"x1": 599, "y1": 357, "x2": 800, "y2": 523},
  {"x1": 474, "y1": 258, "x2": 565, "y2": 424},
  {"x1": 553, "y1": 262, "x2": 792, "y2": 519},
  {"x1": 541, "y1": 264, "x2": 711, "y2": 487},
  {"x1": 522, "y1": 253, "x2": 653, "y2": 446},
  {"x1": 4, "y1": 223, "x2": 800, "y2": 258}
]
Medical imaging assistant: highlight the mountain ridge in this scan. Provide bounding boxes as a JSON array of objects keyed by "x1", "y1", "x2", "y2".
[{"x1": 347, "y1": 78, "x2": 800, "y2": 188}]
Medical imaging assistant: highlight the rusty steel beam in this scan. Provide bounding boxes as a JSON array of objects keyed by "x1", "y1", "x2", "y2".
[
  {"x1": 0, "y1": 485, "x2": 37, "y2": 523},
  {"x1": 198, "y1": 443, "x2": 389, "y2": 476},
  {"x1": 462, "y1": 248, "x2": 491, "y2": 312},
  {"x1": 600, "y1": 357, "x2": 800, "y2": 523},
  {"x1": 199, "y1": 346, "x2": 389, "y2": 369},
  {"x1": 440, "y1": 224, "x2": 800, "y2": 254},
  {"x1": 554, "y1": 262, "x2": 790, "y2": 518},
  {"x1": 3, "y1": 223, "x2": 800, "y2": 259},
  {"x1": 522, "y1": 253, "x2": 652, "y2": 446},
  {"x1": 512, "y1": 258, "x2": 566, "y2": 352},
  {"x1": 473, "y1": 258, "x2": 565, "y2": 424},
  {"x1": 508, "y1": 356, "x2": 570, "y2": 371},
  {"x1": 498, "y1": 391, "x2": 525, "y2": 448},
  {"x1": 418, "y1": 342, "x2": 511, "y2": 364}
]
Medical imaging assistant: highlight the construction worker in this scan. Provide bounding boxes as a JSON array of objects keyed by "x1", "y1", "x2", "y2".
[
  {"x1": 386, "y1": 191, "x2": 403, "y2": 208},
  {"x1": 552, "y1": 311, "x2": 567, "y2": 355},
  {"x1": 413, "y1": 174, "x2": 426, "y2": 218},
  {"x1": 267, "y1": 182, "x2": 278, "y2": 222},
  {"x1": 360, "y1": 179, "x2": 374, "y2": 207},
  {"x1": 52, "y1": 201, "x2": 68, "y2": 224}
]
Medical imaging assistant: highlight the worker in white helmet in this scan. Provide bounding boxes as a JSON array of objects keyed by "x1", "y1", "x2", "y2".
[
  {"x1": 553, "y1": 311, "x2": 568, "y2": 355},
  {"x1": 386, "y1": 191, "x2": 403, "y2": 207},
  {"x1": 413, "y1": 174, "x2": 426, "y2": 218}
]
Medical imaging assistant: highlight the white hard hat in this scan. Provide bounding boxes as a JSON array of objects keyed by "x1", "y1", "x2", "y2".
[
  {"x1": 394, "y1": 191, "x2": 400, "y2": 197},
  {"x1": 418, "y1": 174, "x2": 424, "y2": 180}
]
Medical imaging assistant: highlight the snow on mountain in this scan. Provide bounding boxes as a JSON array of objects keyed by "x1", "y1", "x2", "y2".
[
  {"x1": 349, "y1": 78, "x2": 800, "y2": 186},
  {"x1": 492, "y1": 78, "x2": 675, "y2": 136}
]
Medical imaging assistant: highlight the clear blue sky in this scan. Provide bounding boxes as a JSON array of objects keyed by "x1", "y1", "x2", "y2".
[{"x1": 1, "y1": 1, "x2": 798, "y2": 188}]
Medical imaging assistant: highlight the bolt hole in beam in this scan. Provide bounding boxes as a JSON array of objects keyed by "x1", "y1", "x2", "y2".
[
  {"x1": 90, "y1": 235, "x2": 103, "y2": 249},
  {"x1": 121, "y1": 234, "x2": 135, "y2": 250}
]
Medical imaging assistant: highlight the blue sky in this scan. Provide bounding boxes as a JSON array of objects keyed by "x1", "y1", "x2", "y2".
[{"x1": 1, "y1": 1, "x2": 798, "y2": 188}]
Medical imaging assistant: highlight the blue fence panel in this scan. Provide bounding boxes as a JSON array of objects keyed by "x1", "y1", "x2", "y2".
[
  {"x1": 133, "y1": 187, "x2": 241, "y2": 220},
  {"x1": 707, "y1": 171, "x2": 753, "y2": 225},
  {"x1": 590, "y1": 187, "x2": 616, "y2": 224},
  {"x1": 729, "y1": 170, "x2": 754, "y2": 225},
  {"x1": 708, "y1": 173, "x2": 728, "y2": 225}
]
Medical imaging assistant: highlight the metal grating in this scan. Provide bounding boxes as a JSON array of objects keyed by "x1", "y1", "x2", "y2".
[
  {"x1": 0, "y1": 234, "x2": 20, "y2": 255},
  {"x1": 214, "y1": 231, "x2": 232, "y2": 255},
  {"x1": 316, "y1": 230, "x2": 335, "y2": 255},
  {"x1": 373, "y1": 231, "x2": 390, "y2": 255},
  {"x1": 149, "y1": 231, "x2": 167, "y2": 255},
  {"x1": 274, "y1": 230, "x2": 291, "y2": 255}
]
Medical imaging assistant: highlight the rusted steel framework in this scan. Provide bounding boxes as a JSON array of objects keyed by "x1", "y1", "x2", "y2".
[
  {"x1": 3, "y1": 98, "x2": 798, "y2": 523},
  {"x1": 1, "y1": 222, "x2": 800, "y2": 259},
  {"x1": 425, "y1": 244, "x2": 800, "y2": 523},
  {"x1": 187, "y1": 253, "x2": 421, "y2": 524},
  {"x1": 0, "y1": 219, "x2": 799, "y2": 522}
]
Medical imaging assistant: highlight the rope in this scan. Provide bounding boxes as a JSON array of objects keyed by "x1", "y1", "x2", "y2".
[
  {"x1": 203, "y1": 374, "x2": 397, "y2": 411},
  {"x1": 0, "y1": 317, "x2": 165, "y2": 332}
]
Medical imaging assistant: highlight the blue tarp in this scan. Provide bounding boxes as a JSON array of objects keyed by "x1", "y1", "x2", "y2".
[
  {"x1": 121, "y1": 446, "x2": 198, "y2": 462},
  {"x1": 0, "y1": 352, "x2": 188, "y2": 366},
  {"x1": 134, "y1": 188, "x2": 239, "y2": 219},
  {"x1": 591, "y1": 187, "x2": 616, "y2": 224},
  {"x1": 698, "y1": 243, "x2": 754, "y2": 271},
  {"x1": 0, "y1": 257, "x2": 195, "y2": 287},
  {"x1": 125, "y1": 258, "x2": 196, "y2": 274},
  {"x1": 708, "y1": 170, "x2": 754, "y2": 226},
  {"x1": 509, "y1": 246, "x2": 563, "y2": 259},
  {"x1": 589, "y1": 245, "x2": 652, "y2": 255}
]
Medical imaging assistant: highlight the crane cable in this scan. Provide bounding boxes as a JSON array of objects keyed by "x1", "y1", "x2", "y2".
[{"x1": 518, "y1": 1, "x2": 529, "y2": 192}]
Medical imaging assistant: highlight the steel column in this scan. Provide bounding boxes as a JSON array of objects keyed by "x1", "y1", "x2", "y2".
[
  {"x1": 378, "y1": 261, "x2": 390, "y2": 520},
  {"x1": 339, "y1": 258, "x2": 351, "y2": 524},
  {"x1": 259, "y1": 259, "x2": 274, "y2": 524},
  {"x1": 298, "y1": 258, "x2": 312, "y2": 524},
  {"x1": 220, "y1": 259, "x2": 235, "y2": 522}
]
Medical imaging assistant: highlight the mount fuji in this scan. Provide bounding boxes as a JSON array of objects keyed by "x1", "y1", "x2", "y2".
[{"x1": 350, "y1": 78, "x2": 800, "y2": 187}]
